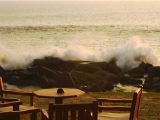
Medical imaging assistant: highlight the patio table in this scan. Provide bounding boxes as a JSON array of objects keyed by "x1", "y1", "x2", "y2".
[{"x1": 33, "y1": 88, "x2": 85, "y2": 104}]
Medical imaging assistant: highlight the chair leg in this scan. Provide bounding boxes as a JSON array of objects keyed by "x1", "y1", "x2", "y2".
[
  {"x1": 41, "y1": 114, "x2": 48, "y2": 120},
  {"x1": 31, "y1": 111, "x2": 37, "y2": 120},
  {"x1": 0, "y1": 115, "x2": 20, "y2": 120}
]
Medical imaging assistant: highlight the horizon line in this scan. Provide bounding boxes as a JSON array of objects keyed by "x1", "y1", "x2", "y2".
[{"x1": 0, "y1": 0, "x2": 160, "y2": 1}]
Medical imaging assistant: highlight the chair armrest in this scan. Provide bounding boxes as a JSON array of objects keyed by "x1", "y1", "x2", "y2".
[
  {"x1": 0, "y1": 108, "x2": 40, "y2": 117},
  {"x1": 98, "y1": 106, "x2": 131, "y2": 111},
  {"x1": 41, "y1": 109, "x2": 49, "y2": 120},
  {"x1": 12, "y1": 108, "x2": 40, "y2": 114},
  {"x1": 3, "y1": 90, "x2": 33, "y2": 96},
  {"x1": 0, "y1": 101, "x2": 22, "y2": 107},
  {"x1": 0, "y1": 97, "x2": 19, "y2": 102},
  {"x1": 3, "y1": 90, "x2": 34, "y2": 106},
  {"x1": 96, "y1": 98, "x2": 132, "y2": 103}
]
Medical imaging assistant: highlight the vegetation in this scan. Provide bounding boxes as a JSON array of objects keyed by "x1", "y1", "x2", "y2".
[
  {"x1": 88, "y1": 91, "x2": 160, "y2": 120},
  {"x1": 7, "y1": 91, "x2": 160, "y2": 120}
]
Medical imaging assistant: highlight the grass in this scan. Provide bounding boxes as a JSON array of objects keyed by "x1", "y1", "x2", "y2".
[
  {"x1": 6, "y1": 91, "x2": 160, "y2": 120},
  {"x1": 88, "y1": 91, "x2": 160, "y2": 120}
]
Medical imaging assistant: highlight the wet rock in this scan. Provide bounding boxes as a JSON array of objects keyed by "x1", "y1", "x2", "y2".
[
  {"x1": 30, "y1": 57, "x2": 76, "y2": 72},
  {"x1": 94, "y1": 70, "x2": 120, "y2": 84},
  {"x1": 147, "y1": 66, "x2": 160, "y2": 77},
  {"x1": 0, "y1": 56, "x2": 160, "y2": 92},
  {"x1": 98, "y1": 61, "x2": 123, "y2": 76},
  {"x1": 144, "y1": 77, "x2": 160, "y2": 92},
  {"x1": 75, "y1": 62, "x2": 104, "y2": 73},
  {"x1": 127, "y1": 62, "x2": 153, "y2": 78},
  {"x1": 70, "y1": 70, "x2": 116, "y2": 91},
  {"x1": 120, "y1": 76, "x2": 143, "y2": 85},
  {"x1": 0, "y1": 66, "x2": 5, "y2": 76}
]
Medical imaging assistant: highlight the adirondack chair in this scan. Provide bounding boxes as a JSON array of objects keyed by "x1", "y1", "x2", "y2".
[
  {"x1": 97, "y1": 86, "x2": 143, "y2": 120},
  {"x1": 0, "y1": 97, "x2": 22, "y2": 120},
  {"x1": 0, "y1": 77, "x2": 40, "y2": 120},
  {"x1": 0, "y1": 76, "x2": 34, "y2": 105},
  {"x1": 41, "y1": 101, "x2": 98, "y2": 120},
  {"x1": 0, "y1": 97, "x2": 39, "y2": 120}
]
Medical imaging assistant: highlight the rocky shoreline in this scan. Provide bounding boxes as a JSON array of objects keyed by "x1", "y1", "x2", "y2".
[{"x1": 0, "y1": 56, "x2": 160, "y2": 92}]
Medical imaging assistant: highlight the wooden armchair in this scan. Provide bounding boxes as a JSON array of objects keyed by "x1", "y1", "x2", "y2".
[
  {"x1": 0, "y1": 97, "x2": 39, "y2": 120},
  {"x1": 0, "y1": 76, "x2": 34, "y2": 106},
  {"x1": 41, "y1": 101, "x2": 98, "y2": 120},
  {"x1": 0, "y1": 77, "x2": 40, "y2": 120},
  {"x1": 0, "y1": 97, "x2": 21, "y2": 110},
  {"x1": 0, "y1": 97, "x2": 21, "y2": 120},
  {"x1": 97, "y1": 86, "x2": 143, "y2": 120}
]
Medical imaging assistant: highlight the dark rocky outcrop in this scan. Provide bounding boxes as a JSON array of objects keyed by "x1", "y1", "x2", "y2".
[
  {"x1": 143, "y1": 77, "x2": 160, "y2": 92},
  {"x1": 127, "y1": 62, "x2": 153, "y2": 78},
  {"x1": 1, "y1": 56, "x2": 160, "y2": 92}
]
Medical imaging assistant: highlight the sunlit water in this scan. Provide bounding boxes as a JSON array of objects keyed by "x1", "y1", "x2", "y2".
[{"x1": 0, "y1": 1, "x2": 160, "y2": 69}]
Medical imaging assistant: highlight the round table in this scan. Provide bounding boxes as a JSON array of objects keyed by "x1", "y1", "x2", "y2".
[{"x1": 33, "y1": 88, "x2": 85, "y2": 104}]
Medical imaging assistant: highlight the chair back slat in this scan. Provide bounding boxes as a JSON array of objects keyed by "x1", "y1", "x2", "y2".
[
  {"x1": 71, "y1": 110, "x2": 76, "y2": 120},
  {"x1": 63, "y1": 111, "x2": 68, "y2": 120},
  {"x1": 86, "y1": 109, "x2": 91, "y2": 120},
  {"x1": 49, "y1": 101, "x2": 98, "y2": 120},
  {"x1": 49, "y1": 103, "x2": 54, "y2": 120},
  {"x1": 130, "y1": 86, "x2": 143, "y2": 120},
  {"x1": 55, "y1": 110, "x2": 62, "y2": 120},
  {"x1": 0, "y1": 77, "x2": 4, "y2": 97},
  {"x1": 78, "y1": 109, "x2": 84, "y2": 120}
]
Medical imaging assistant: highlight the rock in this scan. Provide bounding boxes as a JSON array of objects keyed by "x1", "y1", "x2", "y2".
[
  {"x1": 74, "y1": 63, "x2": 101, "y2": 73},
  {"x1": 1, "y1": 56, "x2": 160, "y2": 92},
  {"x1": 70, "y1": 70, "x2": 116, "y2": 91},
  {"x1": 94, "y1": 70, "x2": 120, "y2": 84},
  {"x1": 0, "y1": 66, "x2": 5, "y2": 76},
  {"x1": 120, "y1": 76, "x2": 143, "y2": 85},
  {"x1": 30, "y1": 57, "x2": 76, "y2": 72},
  {"x1": 144, "y1": 77, "x2": 160, "y2": 92},
  {"x1": 98, "y1": 61, "x2": 123, "y2": 76},
  {"x1": 147, "y1": 66, "x2": 160, "y2": 77},
  {"x1": 75, "y1": 61, "x2": 123, "y2": 75},
  {"x1": 127, "y1": 62, "x2": 153, "y2": 78}
]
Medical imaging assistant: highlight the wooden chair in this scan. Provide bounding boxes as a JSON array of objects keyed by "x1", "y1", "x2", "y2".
[
  {"x1": 0, "y1": 97, "x2": 39, "y2": 120},
  {"x1": 97, "y1": 86, "x2": 143, "y2": 120},
  {"x1": 0, "y1": 97, "x2": 21, "y2": 109},
  {"x1": 0, "y1": 76, "x2": 34, "y2": 105},
  {"x1": 0, "y1": 97, "x2": 22, "y2": 120},
  {"x1": 0, "y1": 108, "x2": 40, "y2": 120},
  {"x1": 0, "y1": 77, "x2": 40, "y2": 120},
  {"x1": 41, "y1": 101, "x2": 98, "y2": 120}
]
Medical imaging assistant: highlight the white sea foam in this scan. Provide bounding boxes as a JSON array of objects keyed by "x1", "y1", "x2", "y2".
[
  {"x1": 5, "y1": 83, "x2": 40, "y2": 92},
  {"x1": 0, "y1": 36, "x2": 158, "y2": 71},
  {"x1": 113, "y1": 83, "x2": 147, "y2": 92},
  {"x1": 101, "y1": 37, "x2": 158, "y2": 71},
  {"x1": 0, "y1": 43, "x2": 61, "y2": 69}
]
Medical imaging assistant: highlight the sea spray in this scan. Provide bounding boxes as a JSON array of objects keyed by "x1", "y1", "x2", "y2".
[
  {"x1": 5, "y1": 83, "x2": 40, "y2": 92},
  {"x1": 0, "y1": 36, "x2": 158, "y2": 70},
  {"x1": 62, "y1": 46, "x2": 97, "y2": 61},
  {"x1": 101, "y1": 37, "x2": 158, "y2": 71},
  {"x1": 113, "y1": 83, "x2": 147, "y2": 92}
]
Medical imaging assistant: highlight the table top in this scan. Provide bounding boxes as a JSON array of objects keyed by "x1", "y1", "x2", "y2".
[{"x1": 33, "y1": 88, "x2": 85, "y2": 98}]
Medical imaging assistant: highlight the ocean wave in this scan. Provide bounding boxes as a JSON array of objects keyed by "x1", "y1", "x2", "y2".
[{"x1": 0, "y1": 36, "x2": 158, "y2": 71}]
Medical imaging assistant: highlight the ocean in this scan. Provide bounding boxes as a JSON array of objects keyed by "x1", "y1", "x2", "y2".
[{"x1": 0, "y1": 1, "x2": 160, "y2": 70}]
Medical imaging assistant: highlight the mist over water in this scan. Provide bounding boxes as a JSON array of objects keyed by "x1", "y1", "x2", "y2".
[{"x1": 0, "y1": 1, "x2": 160, "y2": 70}]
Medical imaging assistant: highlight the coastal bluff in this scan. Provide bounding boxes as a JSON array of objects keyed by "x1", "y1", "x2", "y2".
[{"x1": 0, "y1": 57, "x2": 160, "y2": 92}]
